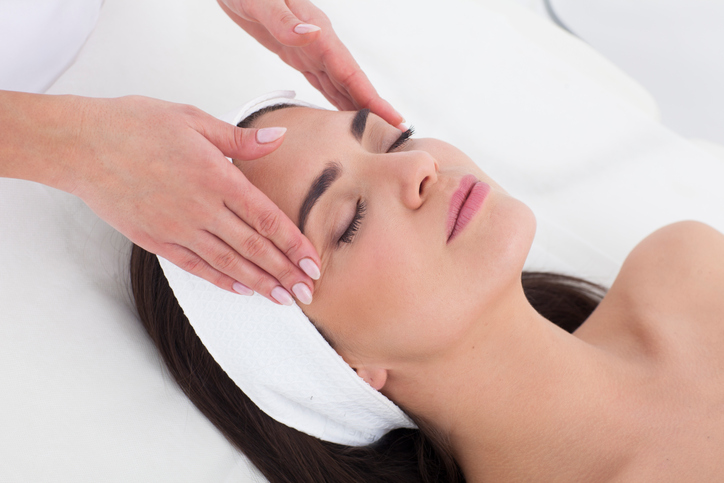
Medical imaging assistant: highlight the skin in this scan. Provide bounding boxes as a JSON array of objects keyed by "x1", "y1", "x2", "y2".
[
  {"x1": 0, "y1": 91, "x2": 319, "y2": 305},
  {"x1": 219, "y1": 0, "x2": 404, "y2": 126},
  {"x1": 238, "y1": 107, "x2": 724, "y2": 482},
  {"x1": 238, "y1": 107, "x2": 535, "y2": 364},
  {"x1": 2, "y1": 0, "x2": 403, "y2": 306}
]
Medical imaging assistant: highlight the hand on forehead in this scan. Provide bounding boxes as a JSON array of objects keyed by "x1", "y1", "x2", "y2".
[{"x1": 235, "y1": 107, "x2": 369, "y2": 226}]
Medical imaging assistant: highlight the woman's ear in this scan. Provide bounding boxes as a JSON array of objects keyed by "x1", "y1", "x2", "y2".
[{"x1": 354, "y1": 367, "x2": 388, "y2": 391}]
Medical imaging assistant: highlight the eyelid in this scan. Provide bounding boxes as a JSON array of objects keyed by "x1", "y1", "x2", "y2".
[
  {"x1": 317, "y1": 193, "x2": 359, "y2": 252},
  {"x1": 387, "y1": 127, "x2": 415, "y2": 153},
  {"x1": 337, "y1": 199, "x2": 366, "y2": 246}
]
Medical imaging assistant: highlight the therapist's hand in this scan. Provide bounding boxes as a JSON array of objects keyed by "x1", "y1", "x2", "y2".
[
  {"x1": 218, "y1": 0, "x2": 405, "y2": 128},
  {"x1": 60, "y1": 95, "x2": 319, "y2": 305}
]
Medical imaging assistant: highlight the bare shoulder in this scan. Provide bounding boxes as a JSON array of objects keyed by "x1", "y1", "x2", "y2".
[{"x1": 613, "y1": 221, "x2": 724, "y2": 321}]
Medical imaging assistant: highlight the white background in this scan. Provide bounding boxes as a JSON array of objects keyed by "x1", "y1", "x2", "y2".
[{"x1": 509, "y1": 0, "x2": 724, "y2": 145}]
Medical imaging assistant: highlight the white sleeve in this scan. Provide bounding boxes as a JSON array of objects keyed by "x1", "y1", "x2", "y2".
[{"x1": 0, "y1": 0, "x2": 103, "y2": 93}]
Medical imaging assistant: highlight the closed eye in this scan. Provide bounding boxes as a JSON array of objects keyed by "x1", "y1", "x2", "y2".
[
  {"x1": 338, "y1": 200, "x2": 366, "y2": 245},
  {"x1": 335, "y1": 128, "x2": 414, "y2": 246},
  {"x1": 387, "y1": 127, "x2": 415, "y2": 152}
]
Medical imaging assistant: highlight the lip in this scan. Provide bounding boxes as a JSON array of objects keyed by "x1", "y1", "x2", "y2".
[{"x1": 446, "y1": 175, "x2": 490, "y2": 243}]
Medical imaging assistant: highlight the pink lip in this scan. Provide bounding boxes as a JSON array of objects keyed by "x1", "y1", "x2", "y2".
[{"x1": 446, "y1": 175, "x2": 490, "y2": 243}]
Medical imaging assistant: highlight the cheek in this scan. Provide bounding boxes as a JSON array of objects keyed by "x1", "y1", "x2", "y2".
[
  {"x1": 308, "y1": 239, "x2": 437, "y2": 361},
  {"x1": 454, "y1": 195, "x2": 536, "y2": 301},
  {"x1": 485, "y1": 197, "x2": 536, "y2": 276},
  {"x1": 314, "y1": 226, "x2": 470, "y2": 362},
  {"x1": 309, "y1": 194, "x2": 535, "y2": 363}
]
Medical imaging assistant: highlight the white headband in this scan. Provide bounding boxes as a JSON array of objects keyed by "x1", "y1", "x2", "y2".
[
  {"x1": 158, "y1": 91, "x2": 416, "y2": 446},
  {"x1": 219, "y1": 89, "x2": 321, "y2": 126}
]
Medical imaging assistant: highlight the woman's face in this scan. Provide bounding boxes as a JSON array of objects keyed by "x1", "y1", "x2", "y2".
[{"x1": 238, "y1": 107, "x2": 535, "y2": 368}]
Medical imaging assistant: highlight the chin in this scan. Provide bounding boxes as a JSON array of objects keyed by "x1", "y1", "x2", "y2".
[{"x1": 474, "y1": 196, "x2": 535, "y2": 287}]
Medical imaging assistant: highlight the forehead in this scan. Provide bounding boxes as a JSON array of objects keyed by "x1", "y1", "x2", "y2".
[{"x1": 236, "y1": 107, "x2": 355, "y2": 226}]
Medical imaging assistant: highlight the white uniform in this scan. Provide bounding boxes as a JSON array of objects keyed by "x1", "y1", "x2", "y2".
[{"x1": 0, "y1": 0, "x2": 104, "y2": 93}]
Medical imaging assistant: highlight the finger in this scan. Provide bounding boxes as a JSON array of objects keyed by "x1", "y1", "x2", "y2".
[
  {"x1": 197, "y1": 114, "x2": 287, "y2": 161},
  {"x1": 301, "y1": 71, "x2": 347, "y2": 111},
  {"x1": 311, "y1": 36, "x2": 405, "y2": 125},
  {"x1": 334, "y1": 68, "x2": 405, "y2": 126},
  {"x1": 210, "y1": 207, "x2": 316, "y2": 295},
  {"x1": 224, "y1": 175, "x2": 321, "y2": 283},
  {"x1": 366, "y1": 96, "x2": 405, "y2": 128},
  {"x1": 192, "y1": 230, "x2": 312, "y2": 305},
  {"x1": 245, "y1": 0, "x2": 321, "y2": 47},
  {"x1": 217, "y1": 1, "x2": 285, "y2": 54},
  {"x1": 315, "y1": 71, "x2": 357, "y2": 111},
  {"x1": 162, "y1": 243, "x2": 245, "y2": 294},
  {"x1": 302, "y1": 71, "x2": 324, "y2": 93}
]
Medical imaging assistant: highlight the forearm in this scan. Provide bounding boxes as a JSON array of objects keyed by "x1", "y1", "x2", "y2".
[{"x1": 0, "y1": 90, "x2": 88, "y2": 193}]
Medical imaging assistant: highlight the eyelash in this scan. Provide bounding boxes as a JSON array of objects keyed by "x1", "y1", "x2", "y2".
[
  {"x1": 337, "y1": 127, "x2": 414, "y2": 246},
  {"x1": 387, "y1": 127, "x2": 415, "y2": 152},
  {"x1": 339, "y1": 200, "x2": 367, "y2": 245}
]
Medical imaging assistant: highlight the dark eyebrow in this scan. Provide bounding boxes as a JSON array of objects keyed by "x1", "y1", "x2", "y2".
[
  {"x1": 350, "y1": 108, "x2": 370, "y2": 142},
  {"x1": 298, "y1": 161, "x2": 343, "y2": 235},
  {"x1": 297, "y1": 111, "x2": 368, "y2": 235}
]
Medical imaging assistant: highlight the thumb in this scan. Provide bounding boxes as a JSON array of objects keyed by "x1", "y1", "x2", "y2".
[
  {"x1": 255, "y1": 0, "x2": 321, "y2": 47},
  {"x1": 203, "y1": 118, "x2": 286, "y2": 161}
]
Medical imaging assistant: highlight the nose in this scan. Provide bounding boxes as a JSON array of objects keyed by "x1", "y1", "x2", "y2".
[{"x1": 392, "y1": 150, "x2": 439, "y2": 209}]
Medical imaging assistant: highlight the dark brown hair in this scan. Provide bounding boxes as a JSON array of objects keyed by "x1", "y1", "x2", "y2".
[{"x1": 130, "y1": 245, "x2": 605, "y2": 483}]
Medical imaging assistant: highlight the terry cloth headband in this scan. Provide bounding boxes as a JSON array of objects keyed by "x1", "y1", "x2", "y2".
[{"x1": 157, "y1": 91, "x2": 416, "y2": 446}]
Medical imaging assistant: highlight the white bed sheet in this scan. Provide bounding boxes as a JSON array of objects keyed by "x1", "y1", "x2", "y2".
[{"x1": 2, "y1": 0, "x2": 722, "y2": 481}]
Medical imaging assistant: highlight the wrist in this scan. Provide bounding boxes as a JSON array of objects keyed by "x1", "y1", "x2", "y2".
[{"x1": 0, "y1": 91, "x2": 93, "y2": 193}]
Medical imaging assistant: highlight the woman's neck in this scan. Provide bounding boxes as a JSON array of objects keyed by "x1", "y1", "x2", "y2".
[{"x1": 385, "y1": 283, "x2": 655, "y2": 482}]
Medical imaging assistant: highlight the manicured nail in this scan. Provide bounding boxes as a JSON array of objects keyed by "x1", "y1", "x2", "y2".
[
  {"x1": 256, "y1": 127, "x2": 287, "y2": 144},
  {"x1": 271, "y1": 286, "x2": 294, "y2": 306},
  {"x1": 232, "y1": 282, "x2": 253, "y2": 296},
  {"x1": 292, "y1": 283, "x2": 313, "y2": 305},
  {"x1": 299, "y1": 257, "x2": 320, "y2": 280},
  {"x1": 396, "y1": 122, "x2": 409, "y2": 131},
  {"x1": 294, "y1": 23, "x2": 321, "y2": 34}
]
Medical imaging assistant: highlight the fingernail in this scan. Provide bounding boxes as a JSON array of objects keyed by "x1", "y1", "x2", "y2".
[
  {"x1": 294, "y1": 23, "x2": 321, "y2": 34},
  {"x1": 292, "y1": 283, "x2": 313, "y2": 305},
  {"x1": 256, "y1": 127, "x2": 287, "y2": 144},
  {"x1": 232, "y1": 282, "x2": 253, "y2": 296},
  {"x1": 396, "y1": 122, "x2": 409, "y2": 131},
  {"x1": 271, "y1": 286, "x2": 294, "y2": 306},
  {"x1": 299, "y1": 257, "x2": 320, "y2": 280}
]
